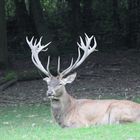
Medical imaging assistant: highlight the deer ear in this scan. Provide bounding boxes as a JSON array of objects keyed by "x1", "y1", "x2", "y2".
[
  {"x1": 43, "y1": 77, "x2": 50, "y2": 83},
  {"x1": 62, "y1": 73, "x2": 77, "y2": 84}
]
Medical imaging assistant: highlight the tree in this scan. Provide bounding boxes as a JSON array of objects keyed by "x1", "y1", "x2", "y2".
[
  {"x1": 67, "y1": 0, "x2": 81, "y2": 50},
  {"x1": 136, "y1": 0, "x2": 140, "y2": 48},
  {"x1": 127, "y1": 0, "x2": 138, "y2": 48},
  {"x1": 82, "y1": 0, "x2": 93, "y2": 34},
  {"x1": 14, "y1": 0, "x2": 30, "y2": 32},
  {"x1": 14, "y1": 0, "x2": 58, "y2": 55},
  {"x1": 112, "y1": 0, "x2": 121, "y2": 46},
  {"x1": 0, "y1": 0, "x2": 8, "y2": 68},
  {"x1": 14, "y1": 0, "x2": 33, "y2": 36},
  {"x1": 29, "y1": 0, "x2": 58, "y2": 55}
]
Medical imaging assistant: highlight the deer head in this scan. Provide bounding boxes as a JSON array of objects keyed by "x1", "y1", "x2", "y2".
[{"x1": 26, "y1": 34, "x2": 97, "y2": 100}]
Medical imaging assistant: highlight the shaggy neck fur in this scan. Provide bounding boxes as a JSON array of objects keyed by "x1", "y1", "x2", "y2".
[{"x1": 50, "y1": 87, "x2": 76, "y2": 127}]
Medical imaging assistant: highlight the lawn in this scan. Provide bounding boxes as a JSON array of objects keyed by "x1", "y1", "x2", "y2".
[{"x1": 0, "y1": 104, "x2": 140, "y2": 140}]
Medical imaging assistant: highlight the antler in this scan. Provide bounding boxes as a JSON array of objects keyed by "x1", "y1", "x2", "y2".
[
  {"x1": 59, "y1": 34, "x2": 97, "y2": 77},
  {"x1": 26, "y1": 36, "x2": 51, "y2": 77},
  {"x1": 27, "y1": 34, "x2": 97, "y2": 78}
]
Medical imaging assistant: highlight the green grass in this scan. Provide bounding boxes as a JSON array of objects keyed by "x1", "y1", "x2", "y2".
[
  {"x1": 1, "y1": 71, "x2": 17, "y2": 83},
  {"x1": 0, "y1": 104, "x2": 140, "y2": 140}
]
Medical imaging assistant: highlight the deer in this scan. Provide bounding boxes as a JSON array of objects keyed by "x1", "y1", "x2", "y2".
[{"x1": 26, "y1": 34, "x2": 140, "y2": 128}]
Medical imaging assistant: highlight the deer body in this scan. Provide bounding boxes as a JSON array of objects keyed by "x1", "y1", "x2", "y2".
[
  {"x1": 26, "y1": 34, "x2": 140, "y2": 128},
  {"x1": 50, "y1": 85, "x2": 140, "y2": 128}
]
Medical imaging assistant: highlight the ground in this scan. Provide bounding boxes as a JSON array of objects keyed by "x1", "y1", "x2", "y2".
[{"x1": 1, "y1": 49, "x2": 140, "y2": 106}]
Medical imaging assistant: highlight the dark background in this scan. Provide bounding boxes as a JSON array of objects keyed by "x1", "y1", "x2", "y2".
[
  {"x1": 0, "y1": 0, "x2": 140, "y2": 105},
  {"x1": 1, "y1": 0, "x2": 140, "y2": 67}
]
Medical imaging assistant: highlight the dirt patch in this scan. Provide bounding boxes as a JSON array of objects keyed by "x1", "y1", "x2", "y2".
[{"x1": 1, "y1": 49, "x2": 140, "y2": 106}]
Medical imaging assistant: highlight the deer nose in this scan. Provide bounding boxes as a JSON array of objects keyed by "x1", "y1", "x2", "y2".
[
  {"x1": 47, "y1": 92, "x2": 51, "y2": 96},
  {"x1": 47, "y1": 91, "x2": 53, "y2": 96}
]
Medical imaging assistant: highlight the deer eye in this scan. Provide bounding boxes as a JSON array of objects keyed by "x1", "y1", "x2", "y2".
[{"x1": 57, "y1": 84, "x2": 62, "y2": 88}]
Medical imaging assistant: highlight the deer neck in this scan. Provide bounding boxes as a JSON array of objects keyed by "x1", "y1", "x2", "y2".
[
  {"x1": 50, "y1": 87, "x2": 76, "y2": 127},
  {"x1": 60, "y1": 89, "x2": 75, "y2": 110},
  {"x1": 51, "y1": 87, "x2": 75, "y2": 110}
]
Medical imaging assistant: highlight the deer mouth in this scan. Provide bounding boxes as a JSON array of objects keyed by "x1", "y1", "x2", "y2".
[{"x1": 48, "y1": 95, "x2": 60, "y2": 100}]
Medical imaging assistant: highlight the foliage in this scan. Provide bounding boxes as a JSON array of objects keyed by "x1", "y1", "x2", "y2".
[
  {"x1": 41, "y1": 0, "x2": 73, "y2": 51},
  {"x1": 41, "y1": 0, "x2": 58, "y2": 13},
  {"x1": 2, "y1": 71, "x2": 17, "y2": 81},
  {"x1": 5, "y1": 0, "x2": 15, "y2": 18},
  {"x1": 4, "y1": 0, "x2": 140, "y2": 62},
  {"x1": 0, "y1": 104, "x2": 140, "y2": 140}
]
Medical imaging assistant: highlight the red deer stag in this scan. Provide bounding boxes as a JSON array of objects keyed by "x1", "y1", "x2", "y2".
[{"x1": 26, "y1": 34, "x2": 140, "y2": 128}]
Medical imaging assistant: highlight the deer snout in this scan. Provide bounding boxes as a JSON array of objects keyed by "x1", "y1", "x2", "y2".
[
  {"x1": 47, "y1": 87, "x2": 55, "y2": 97},
  {"x1": 47, "y1": 91, "x2": 53, "y2": 96}
]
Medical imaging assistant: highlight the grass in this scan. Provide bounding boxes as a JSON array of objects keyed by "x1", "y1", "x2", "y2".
[
  {"x1": 0, "y1": 104, "x2": 140, "y2": 140},
  {"x1": 3, "y1": 71, "x2": 17, "y2": 81}
]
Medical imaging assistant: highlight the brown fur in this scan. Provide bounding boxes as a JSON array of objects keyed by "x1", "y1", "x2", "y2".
[
  {"x1": 47, "y1": 81, "x2": 140, "y2": 128},
  {"x1": 27, "y1": 35, "x2": 140, "y2": 128}
]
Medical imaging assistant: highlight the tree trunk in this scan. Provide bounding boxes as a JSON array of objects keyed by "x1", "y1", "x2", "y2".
[
  {"x1": 67, "y1": 0, "x2": 81, "y2": 52},
  {"x1": 82, "y1": 0, "x2": 93, "y2": 34},
  {"x1": 112, "y1": 0, "x2": 121, "y2": 47},
  {"x1": 0, "y1": 0, "x2": 8, "y2": 68},
  {"x1": 127, "y1": 0, "x2": 137, "y2": 48},
  {"x1": 14, "y1": 0, "x2": 35, "y2": 48},
  {"x1": 112, "y1": 0, "x2": 121, "y2": 30},
  {"x1": 29, "y1": 0, "x2": 58, "y2": 55},
  {"x1": 136, "y1": 0, "x2": 140, "y2": 48},
  {"x1": 14, "y1": 0, "x2": 30, "y2": 33}
]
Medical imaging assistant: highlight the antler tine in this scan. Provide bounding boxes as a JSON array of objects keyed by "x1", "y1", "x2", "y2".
[
  {"x1": 60, "y1": 34, "x2": 97, "y2": 77},
  {"x1": 36, "y1": 36, "x2": 43, "y2": 46},
  {"x1": 61, "y1": 47, "x2": 81, "y2": 76},
  {"x1": 60, "y1": 58, "x2": 74, "y2": 77},
  {"x1": 26, "y1": 36, "x2": 34, "y2": 49},
  {"x1": 26, "y1": 36, "x2": 51, "y2": 77},
  {"x1": 46, "y1": 56, "x2": 52, "y2": 76},
  {"x1": 57, "y1": 56, "x2": 61, "y2": 74},
  {"x1": 74, "y1": 34, "x2": 97, "y2": 69}
]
